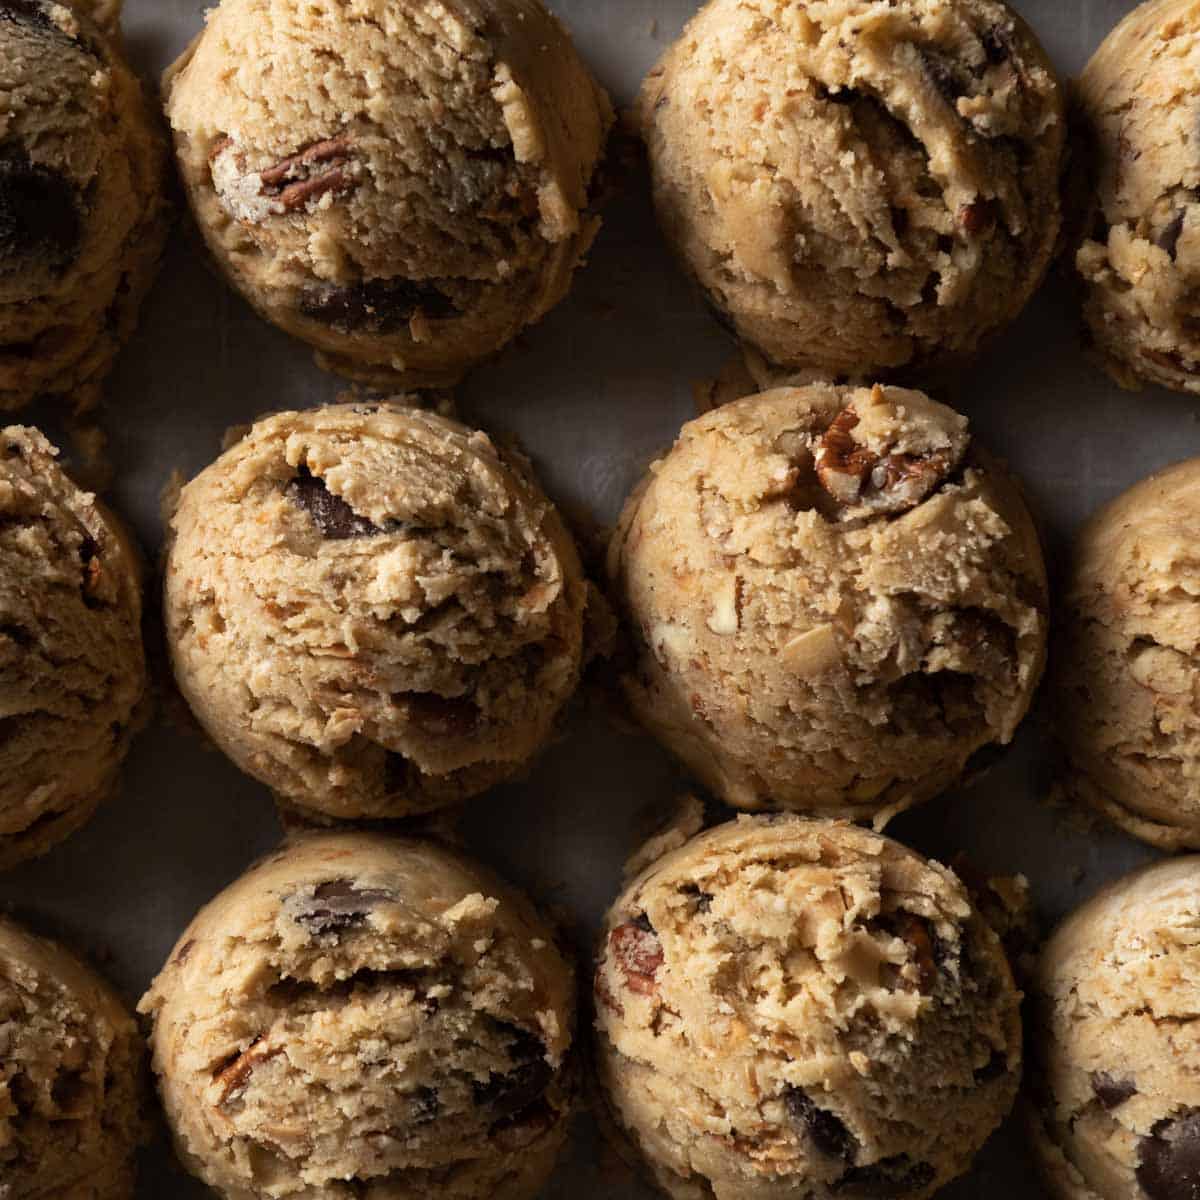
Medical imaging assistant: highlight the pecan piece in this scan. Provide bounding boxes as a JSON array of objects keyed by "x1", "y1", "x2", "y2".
[
  {"x1": 892, "y1": 912, "x2": 938, "y2": 992},
  {"x1": 958, "y1": 198, "x2": 998, "y2": 237},
  {"x1": 213, "y1": 1036, "x2": 277, "y2": 1104},
  {"x1": 609, "y1": 913, "x2": 663, "y2": 996}
]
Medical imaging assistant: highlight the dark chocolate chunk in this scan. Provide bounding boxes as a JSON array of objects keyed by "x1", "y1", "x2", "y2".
[
  {"x1": 300, "y1": 277, "x2": 458, "y2": 334},
  {"x1": 0, "y1": 148, "x2": 80, "y2": 272},
  {"x1": 398, "y1": 692, "x2": 479, "y2": 737},
  {"x1": 922, "y1": 51, "x2": 967, "y2": 104},
  {"x1": 1158, "y1": 211, "x2": 1187, "y2": 261},
  {"x1": 1091, "y1": 1071, "x2": 1137, "y2": 1110},
  {"x1": 784, "y1": 1087, "x2": 857, "y2": 1163},
  {"x1": 632, "y1": 911, "x2": 655, "y2": 934},
  {"x1": 981, "y1": 26, "x2": 1014, "y2": 65},
  {"x1": 834, "y1": 1155, "x2": 936, "y2": 1196},
  {"x1": 294, "y1": 879, "x2": 394, "y2": 935},
  {"x1": 473, "y1": 1023, "x2": 553, "y2": 1121},
  {"x1": 682, "y1": 883, "x2": 713, "y2": 913},
  {"x1": 410, "y1": 1085, "x2": 440, "y2": 1126},
  {"x1": 1138, "y1": 1109, "x2": 1200, "y2": 1200},
  {"x1": 287, "y1": 466, "x2": 382, "y2": 539}
]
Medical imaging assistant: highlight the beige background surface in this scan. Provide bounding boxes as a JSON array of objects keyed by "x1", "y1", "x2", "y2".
[{"x1": 3, "y1": 0, "x2": 1180, "y2": 1194}]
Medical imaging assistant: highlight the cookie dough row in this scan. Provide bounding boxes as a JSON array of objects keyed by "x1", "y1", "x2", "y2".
[
  {"x1": 10, "y1": 380, "x2": 1200, "y2": 866},
  {"x1": 7, "y1": 815, "x2": 1194, "y2": 1200},
  {"x1": 4, "y1": 0, "x2": 1198, "y2": 410}
]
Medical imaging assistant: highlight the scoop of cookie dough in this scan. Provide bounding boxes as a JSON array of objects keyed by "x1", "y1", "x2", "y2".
[
  {"x1": 1073, "y1": 0, "x2": 1200, "y2": 394},
  {"x1": 1054, "y1": 459, "x2": 1200, "y2": 850},
  {"x1": 0, "y1": 0, "x2": 168, "y2": 411},
  {"x1": 165, "y1": 402, "x2": 588, "y2": 822},
  {"x1": 140, "y1": 832, "x2": 576, "y2": 1200},
  {"x1": 636, "y1": 0, "x2": 1064, "y2": 380},
  {"x1": 0, "y1": 426, "x2": 146, "y2": 869},
  {"x1": 594, "y1": 815, "x2": 1022, "y2": 1200},
  {"x1": 607, "y1": 384, "x2": 1047, "y2": 819},
  {"x1": 0, "y1": 914, "x2": 146, "y2": 1198},
  {"x1": 1028, "y1": 857, "x2": 1200, "y2": 1200},
  {"x1": 162, "y1": 0, "x2": 612, "y2": 390}
]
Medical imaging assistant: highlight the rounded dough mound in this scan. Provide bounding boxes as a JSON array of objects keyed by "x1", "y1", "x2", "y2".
[
  {"x1": 163, "y1": 0, "x2": 613, "y2": 390},
  {"x1": 0, "y1": 426, "x2": 146, "y2": 869},
  {"x1": 1054, "y1": 459, "x2": 1200, "y2": 850},
  {"x1": 636, "y1": 0, "x2": 1064, "y2": 380},
  {"x1": 607, "y1": 384, "x2": 1047, "y2": 819},
  {"x1": 1029, "y1": 857, "x2": 1200, "y2": 1200},
  {"x1": 140, "y1": 832, "x2": 577, "y2": 1200},
  {"x1": 0, "y1": 0, "x2": 168, "y2": 411},
  {"x1": 165, "y1": 402, "x2": 588, "y2": 822},
  {"x1": 0, "y1": 915, "x2": 146, "y2": 1199},
  {"x1": 593, "y1": 816, "x2": 1022, "y2": 1200},
  {"x1": 1073, "y1": 0, "x2": 1200, "y2": 395}
]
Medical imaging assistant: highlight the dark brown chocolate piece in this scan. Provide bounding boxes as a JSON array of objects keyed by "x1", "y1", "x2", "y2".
[
  {"x1": 287, "y1": 466, "x2": 382, "y2": 539},
  {"x1": 473, "y1": 1023, "x2": 553, "y2": 1120},
  {"x1": 1092, "y1": 1071, "x2": 1137, "y2": 1110},
  {"x1": 785, "y1": 1087, "x2": 857, "y2": 1163},
  {"x1": 294, "y1": 879, "x2": 394, "y2": 936},
  {"x1": 398, "y1": 692, "x2": 479, "y2": 737},
  {"x1": 0, "y1": 148, "x2": 80, "y2": 272},
  {"x1": 1138, "y1": 1109, "x2": 1200, "y2": 1200},
  {"x1": 834, "y1": 1155, "x2": 936, "y2": 1196},
  {"x1": 300, "y1": 277, "x2": 458, "y2": 334}
]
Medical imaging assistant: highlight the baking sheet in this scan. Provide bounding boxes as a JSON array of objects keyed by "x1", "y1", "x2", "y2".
[{"x1": 3, "y1": 0, "x2": 1182, "y2": 1194}]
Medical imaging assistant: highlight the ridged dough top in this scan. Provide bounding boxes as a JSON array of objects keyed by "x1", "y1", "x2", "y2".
[
  {"x1": 163, "y1": 0, "x2": 613, "y2": 388},
  {"x1": 165, "y1": 402, "x2": 587, "y2": 822},
  {"x1": 636, "y1": 0, "x2": 1064, "y2": 378},
  {"x1": 608, "y1": 385, "x2": 1047, "y2": 819},
  {"x1": 1074, "y1": 0, "x2": 1200, "y2": 395},
  {"x1": 594, "y1": 816, "x2": 1022, "y2": 1200},
  {"x1": 1029, "y1": 857, "x2": 1200, "y2": 1200},
  {"x1": 0, "y1": 914, "x2": 145, "y2": 1200},
  {"x1": 0, "y1": 425, "x2": 146, "y2": 869},
  {"x1": 140, "y1": 833, "x2": 576, "y2": 1200}
]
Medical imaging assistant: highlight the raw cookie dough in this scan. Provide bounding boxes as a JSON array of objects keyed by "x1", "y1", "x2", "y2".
[
  {"x1": 0, "y1": 914, "x2": 146, "y2": 1199},
  {"x1": 607, "y1": 384, "x2": 1048, "y2": 819},
  {"x1": 140, "y1": 832, "x2": 577, "y2": 1200},
  {"x1": 163, "y1": 0, "x2": 613, "y2": 390},
  {"x1": 593, "y1": 815, "x2": 1022, "y2": 1200},
  {"x1": 1073, "y1": 0, "x2": 1200, "y2": 394},
  {"x1": 636, "y1": 0, "x2": 1065, "y2": 380},
  {"x1": 1054, "y1": 459, "x2": 1200, "y2": 850},
  {"x1": 0, "y1": 0, "x2": 168, "y2": 411},
  {"x1": 165, "y1": 402, "x2": 588, "y2": 823},
  {"x1": 1028, "y1": 856, "x2": 1200, "y2": 1200},
  {"x1": 0, "y1": 426, "x2": 146, "y2": 869}
]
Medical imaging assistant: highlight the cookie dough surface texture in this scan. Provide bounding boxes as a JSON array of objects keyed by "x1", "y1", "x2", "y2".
[
  {"x1": 636, "y1": 0, "x2": 1064, "y2": 380},
  {"x1": 1055, "y1": 458, "x2": 1200, "y2": 850},
  {"x1": 140, "y1": 832, "x2": 577, "y2": 1200},
  {"x1": 165, "y1": 402, "x2": 587, "y2": 822},
  {"x1": 0, "y1": 426, "x2": 146, "y2": 869},
  {"x1": 163, "y1": 0, "x2": 613, "y2": 389},
  {"x1": 0, "y1": 914, "x2": 146, "y2": 1199},
  {"x1": 594, "y1": 816, "x2": 1022, "y2": 1200},
  {"x1": 608, "y1": 384, "x2": 1047, "y2": 819},
  {"x1": 1029, "y1": 857, "x2": 1200, "y2": 1200},
  {"x1": 1074, "y1": 0, "x2": 1200, "y2": 394},
  {"x1": 0, "y1": 0, "x2": 168, "y2": 411}
]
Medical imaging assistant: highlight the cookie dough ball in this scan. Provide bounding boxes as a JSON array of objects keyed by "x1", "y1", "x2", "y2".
[
  {"x1": 607, "y1": 384, "x2": 1047, "y2": 819},
  {"x1": 636, "y1": 0, "x2": 1065, "y2": 380},
  {"x1": 0, "y1": 426, "x2": 146, "y2": 868},
  {"x1": 165, "y1": 402, "x2": 587, "y2": 822},
  {"x1": 594, "y1": 816, "x2": 1022, "y2": 1200},
  {"x1": 140, "y1": 832, "x2": 576, "y2": 1200},
  {"x1": 0, "y1": 0, "x2": 168, "y2": 411},
  {"x1": 1029, "y1": 857, "x2": 1200, "y2": 1200},
  {"x1": 1073, "y1": 0, "x2": 1200, "y2": 394},
  {"x1": 163, "y1": 0, "x2": 612, "y2": 390},
  {"x1": 1055, "y1": 460, "x2": 1200, "y2": 849},
  {"x1": 0, "y1": 915, "x2": 146, "y2": 1198}
]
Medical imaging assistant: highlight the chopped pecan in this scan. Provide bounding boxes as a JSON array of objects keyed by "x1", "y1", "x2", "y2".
[
  {"x1": 609, "y1": 914, "x2": 663, "y2": 996},
  {"x1": 958, "y1": 199, "x2": 998, "y2": 237},
  {"x1": 258, "y1": 134, "x2": 358, "y2": 211},
  {"x1": 213, "y1": 1036, "x2": 277, "y2": 1104}
]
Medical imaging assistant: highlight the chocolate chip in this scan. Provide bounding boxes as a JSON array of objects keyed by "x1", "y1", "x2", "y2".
[
  {"x1": 834, "y1": 1156, "x2": 936, "y2": 1196},
  {"x1": 632, "y1": 912, "x2": 655, "y2": 934},
  {"x1": 1138, "y1": 1110, "x2": 1200, "y2": 1200},
  {"x1": 784, "y1": 1087, "x2": 857, "y2": 1163},
  {"x1": 287, "y1": 466, "x2": 382, "y2": 539},
  {"x1": 1091, "y1": 1071, "x2": 1137, "y2": 1110},
  {"x1": 410, "y1": 1086, "x2": 440, "y2": 1126},
  {"x1": 300, "y1": 277, "x2": 458, "y2": 334},
  {"x1": 1159, "y1": 211, "x2": 1187, "y2": 261},
  {"x1": 0, "y1": 148, "x2": 80, "y2": 272},
  {"x1": 681, "y1": 884, "x2": 713, "y2": 913},
  {"x1": 473, "y1": 1023, "x2": 553, "y2": 1121},
  {"x1": 981, "y1": 26, "x2": 1014, "y2": 65},
  {"x1": 974, "y1": 1050, "x2": 1010, "y2": 1084},
  {"x1": 398, "y1": 692, "x2": 479, "y2": 737},
  {"x1": 294, "y1": 879, "x2": 393, "y2": 935},
  {"x1": 922, "y1": 51, "x2": 967, "y2": 105}
]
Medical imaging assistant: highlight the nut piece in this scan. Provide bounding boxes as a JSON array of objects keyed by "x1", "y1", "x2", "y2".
[
  {"x1": 813, "y1": 386, "x2": 970, "y2": 518},
  {"x1": 608, "y1": 915, "x2": 663, "y2": 996}
]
